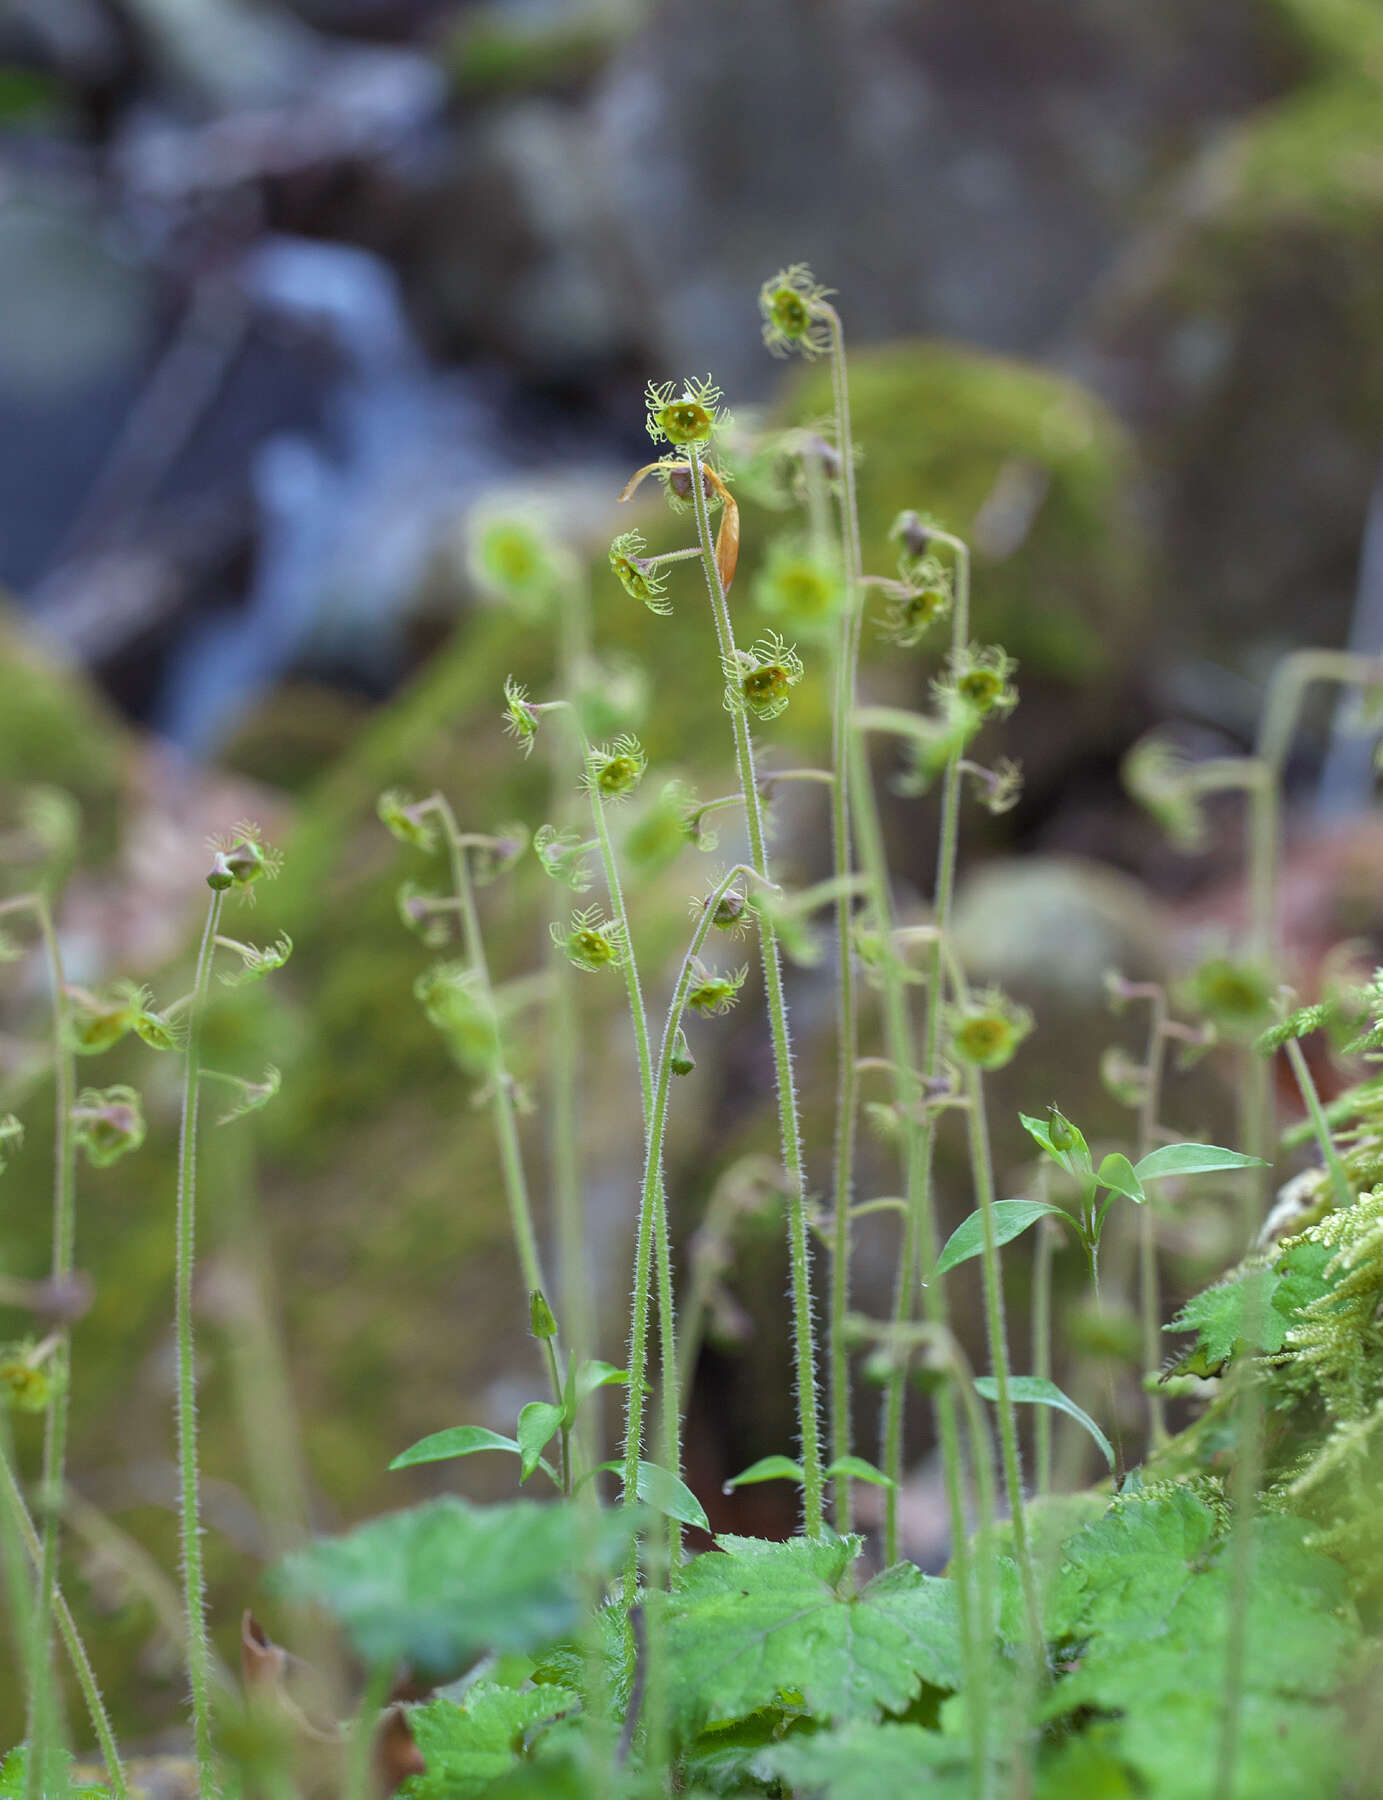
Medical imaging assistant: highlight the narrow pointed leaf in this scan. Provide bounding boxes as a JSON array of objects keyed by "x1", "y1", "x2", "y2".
[
  {"x1": 935, "y1": 1199, "x2": 1071, "y2": 1276},
  {"x1": 974, "y1": 1375, "x2": 1114, "y2": 1469},
  {"x1": 389, "y1": 1427, "x2": 522, "y2": 1471},
  {"x1": 825, "y1": 1456, "x2": 896, "y2": 1489},
  {"x1": 1133, "y1": 1143, "x2": 1268, "y2": 1182},
  {"x1": 516, "y1": 1402, "x2": 565, "y2": 1483},
  {"x1": 1096, "y1": 1152, "x2": 1145, "y2": 1205},
  {"x1": 723, "y1": 1455, "x2": 804, "y2": 1490},
  {"x1": 633, "y1": 1461, "x2": 710, "y2": 1532}
]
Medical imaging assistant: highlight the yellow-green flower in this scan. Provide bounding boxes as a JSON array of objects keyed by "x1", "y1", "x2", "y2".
[
  {"x1": 609, "y1": 531, "x2": 671, "y2": 616},
  {"x1": 646, "y1": 376, "x2": 721, "y2": 448},
  {"x1": 584, "y1": 735, "x2": 647, "y2": 803},
  {"x1": 686, "y1": 958, "x2": 748, "y2": 1017},
  {"x1": 945, "y1": 989, "x2": 1032, "y2": 1070},
  {"x1": 551, "y1": 907, "x2": 627, "y2": 973},
  {"x1": 725, "y1": 632, "x2": 805, "y2": 723},
  {"x1": 758, "y1": 265, "x2": 833, "y2": 359}
]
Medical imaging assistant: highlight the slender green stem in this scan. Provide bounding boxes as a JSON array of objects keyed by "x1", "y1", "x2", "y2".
[
  {"x1": 0, "y1": 893, "x2": 77, "y2": 1800},
  {"x1": 1283, "y1": 1037, "x2": 1352, "y2": 1211},
  {"x1": 432, "y1": 797, "x2": 546, "y2": 1301},
  {"x1": 621, "y1": 864, "x2": 756, "y2": 1597},
  {"x1": 175, "y1": 886, "x2": 225, "y2": 1795},
  {"x1": 686, "y1": 436, "x2": 823, "y2": 1536},
  {"x1": 551, "y1": 581, "x2": 592, "y2": 1397},
  {"x1": 1032, "y1": 1210, "x2": 1055, "y2": 1499},
  {"x1": 344, "y1": 1665, "x2": 393, "y2": 1800},
  {"x1": 948, "y1": 1342, "x2": 999, "y2": 1800},
  {"x1": 0, "y1": 1447, "x2": 129, "y2": 1800},
  {"x1": 860, "y1": 536, "x2": 971, "y2": 1560},
  {"x1": 1136, "y1": 988, "x2": 1170, "y2": 1447},
  {"x1": 960, "y1": 1059, "x2": 1043, "y2": 1659}
]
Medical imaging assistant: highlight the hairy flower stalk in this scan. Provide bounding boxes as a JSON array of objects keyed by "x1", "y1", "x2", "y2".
[
  {"x1": 0, "y1": 893, "x2": 76, "y2": 1800},
  {"x1": 684, "y1": 433, "x2": 825, "y2": 1536},
  {"x1": 619, "y1": 865, "x2": 757, "y2": 1597},
  {"x1": 429, "y1": 795, "x2": 547, "y2": 1302},
  {"x1": 175, "y1": 881, "x2": 226, "y2": 1793}
]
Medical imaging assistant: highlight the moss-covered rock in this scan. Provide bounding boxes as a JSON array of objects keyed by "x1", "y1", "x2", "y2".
[{"x1": 1086, "y1": 61, "x2": 1383, "y2": 664}]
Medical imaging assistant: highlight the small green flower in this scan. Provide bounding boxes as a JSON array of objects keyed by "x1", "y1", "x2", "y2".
[
  {"x1": 584, "y1": 735, "x2": 647, "y2": 803},
  {"x1": 213, "y1": 1065, "x2": 282, "y2": 1126},
  {"x1": 0, "y1": 1342, "x2": 60, "y2": 1413},
  {"x1": 378, "y1": 789, "x2": 439, "y2": 854},
  {"x1": 670, "y1": 1028, "x2": 695, "y2": 1077},
  {"x1": 686, "y1": 958, "x2": 748, "y2": 1017},
  {"x1": 415, "y1": 964, "x2": 500, "y2": 1075},
  {"x1": 945, "y1": 989, "x2": 1032, "y2": 1071},
  {"x1": 468, "y1": 510, "x2": 560, "y2": 611},
  {"x1": 646, "y1": 376, "x2": 722, "y2": 448},
  {"x1": 502, "y1": 676, "x2": 542, "y2": 757},
  {"x1": 214, "y1": 821, "x2": 282, "y2": 889},
  {"x1": 1185, "y1": 956, "x2": 1274, "y2": 1040},
  {"x1": 758, "y1": 265, "x2": 833, "y2": 359},
  {"x1": 533, "y1": 824, "x2": 595, "y2": 893},
  {"x1": 218, "y1": 933, "x2": 294, "y2": 989},
  {"x1": 690, "y1": 882, "x2": 750, "y2": 936},
  {"x1": 551, "y1": 907, "x2": 627, "y2": 974},
  {"x1": 964, "y1": 756, "x2": 1024, "y2": 816},
  {"x1": 938, "y1": 644, "x2": 1018, "y2": 721},
  {"x1": 878, "y1": 556, "x2": 953, "y2": 649},
  {"x1": 66, "y1": 980, "x2": 174, "y2": 1057},
  {"x1": 754, "y1": 539, "x2": 842, "y2": 634},
  {"x1": 208, "y1": 821, "x2": 283, "y2": 900},
  {"x1": 397, "y1": 880, "x2": 453, "y2": 948},
  {"x1": 725, "y1": 632, "x2": 805, "y2": 723},
  {"x1": 1122, "y1": 736, "x2": 1206, "y2": 852},
  {"x1": 609, "y1": 531, "x2": 672, "y2": 616},
  {"x1": 71, "y1": 1085, "x2": 146, "y2": 1167}
]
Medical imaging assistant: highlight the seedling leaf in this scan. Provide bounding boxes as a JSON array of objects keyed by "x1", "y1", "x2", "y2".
[
  {"x1": 723, "y1": 1455, "x2": 804, "y2": 1489},
  {"x1": 935, "y1": 1199, "x2": 1071, "y2": 1275},
  {"x1": 517, "y1": 1402, "x2": 565, "y2": 1483},
  {"x1": 633, "y1": 1461, "x2": 710, "y2": 1531},
  {"x1": 1132, "y1": 1142, "x2": 1267, "y2": 1182},
  {"x1": 1096, "y1": 1152, "x2": 1145, "y2": 1204},
  {"x1": 389, "y1": 1426, "x2": 522, "y2": 1471},
  {"x1": 974, "y1": 1375, "x2": 1114, "y2": 1469}
]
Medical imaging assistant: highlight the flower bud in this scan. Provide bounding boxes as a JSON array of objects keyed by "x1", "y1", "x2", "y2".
[
  {"x1": 529, "y1": 1289, "x2": 558, "y2": 1341},
  {"x1": 207, "y1": 852, "x2": 235, "y2": 892},
  {"x1": 670, "y1": 1028, "x2": 695, "y2": 1077}
]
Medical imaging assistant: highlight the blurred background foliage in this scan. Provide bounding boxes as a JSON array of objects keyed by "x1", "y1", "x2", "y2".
[{"x1": 1, "y1": 0, "x2": 1382, "y2": 1746}]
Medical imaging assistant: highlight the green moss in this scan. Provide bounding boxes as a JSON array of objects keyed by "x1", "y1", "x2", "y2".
[
  {"x1": 443, "y1": 5, "x2": 632, "y2": 99},
  {"x1": 789, "y1": 343, "x2": 1145, "y2": 682},
  {"x1": 1233, "y1": 82, "x2": 1383, "y2": 230}
]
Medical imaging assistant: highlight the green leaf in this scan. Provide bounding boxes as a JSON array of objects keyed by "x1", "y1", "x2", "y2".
[
  {"x1": 1095, "y1": 1152, "x2": 1144, "y2": 1205},
  {"x1": 825, "y1": 1456, "x2": 896, "y2": 1488},
  {"x1": 973, "y1": 1375, "x2": 1113, "y2": 1470},
  {"x1": 1164, "y1": 1265, "x2": 1294, "y2": 1364},
  {"x1": 632, "y1": 1461, "x2": 710, "y2": 1531},
  {"x1": 935, "y1": 1199, "x2": 1071, "y2": 1275},
  {"x1": 0, "y1": 1748, "x2": 106, "y2": 1800},
  {"x1": 754, "y1": 1722, "x2": 971, "y2": 1800},
  {"x1": 666, "y1": 1535, "x2": 963, "y2": 1729},
  {"x1": 1132, "y1": 1142, "x2": 1267, "y2": 1182},
  {"x1": 405, "y1": 1682, "x2": 578, "y2": 1800},
  {"x1": 1042, "y1": 1492, "x2": 1360, "y2": 1798},
  {"x1": 722, "y1": 1455, "x2": 804, "y2": 1489},
  {"x1": 517, "y1": 1402, "x2": 565, "y2": 1483},
  {"x1": 566, "y1": 1359, "x2": 630, "y2": 1420},
  {"x1": 389, "y1": 1426, "x2": 522, "y2": 1471},
  {"x1": 273, "y1": 1496, "x2": 634, "y2": 1679}
]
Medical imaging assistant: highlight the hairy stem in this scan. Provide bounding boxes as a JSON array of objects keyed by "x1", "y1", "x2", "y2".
[
  {"x1": 433, "y1": 797, "x2": 546, "y2": 1301},
  {"x1": 175, "y1": 886, "x2": 225, "y2": 1793},
  {"x1": 0, "y1": 1447, "x2": 129, "y2": 1800},
  {"x1": 686, "y1": 437, "x2": 823, "y2": 1536},
  {"x1": 0, "y1": 893, "x2": 76, "y2": 1800}
]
